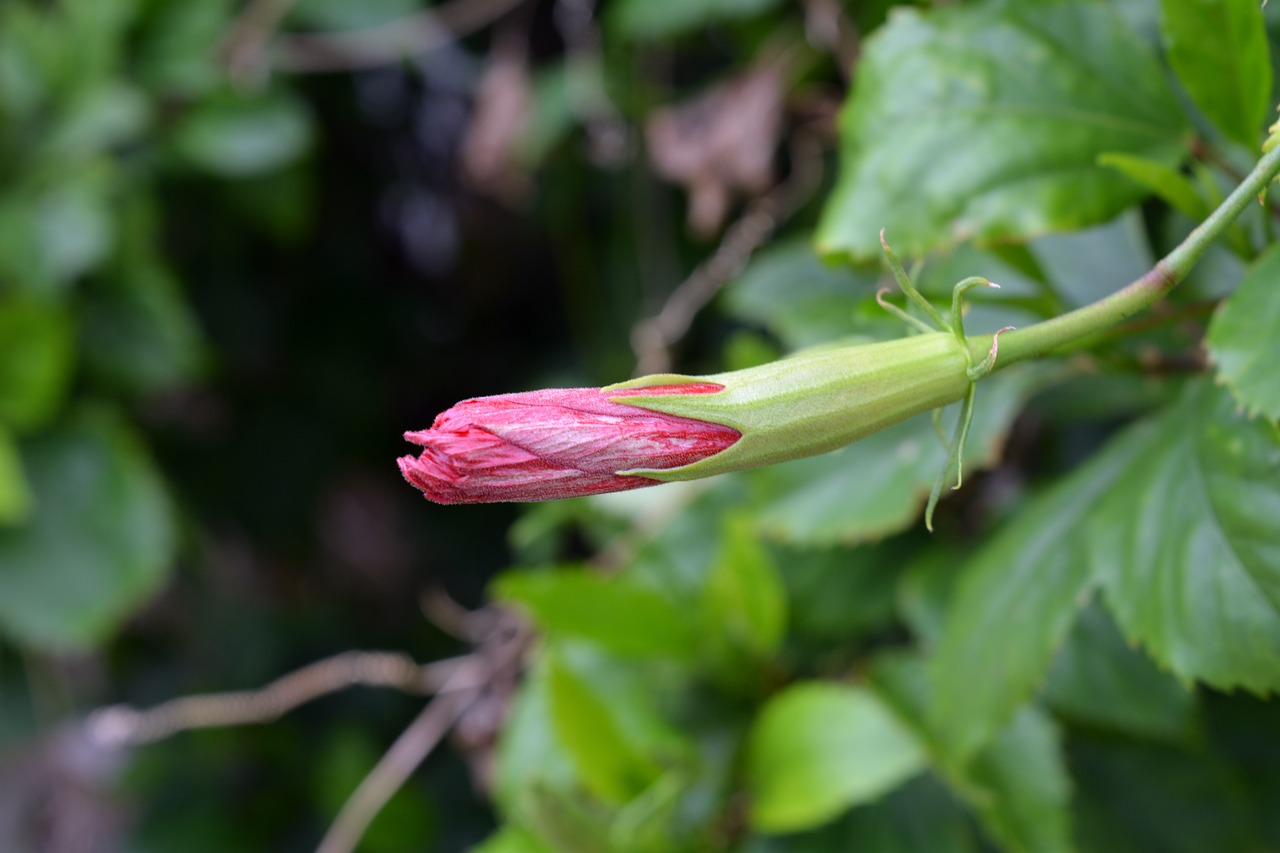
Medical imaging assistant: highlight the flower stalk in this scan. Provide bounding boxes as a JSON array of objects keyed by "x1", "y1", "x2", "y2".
[{"x1": 400, "y1": 144, "x2": 1280, "y2": 518}]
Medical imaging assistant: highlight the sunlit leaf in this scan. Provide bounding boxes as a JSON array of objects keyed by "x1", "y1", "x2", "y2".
[{"x1": 817, "y1": 1, "x2": 1189, "y2": 259}]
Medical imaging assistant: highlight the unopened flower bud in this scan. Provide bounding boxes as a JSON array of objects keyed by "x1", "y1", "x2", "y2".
[{"x1": 398, "y1": 384, "x2": 741, "y2": 504}]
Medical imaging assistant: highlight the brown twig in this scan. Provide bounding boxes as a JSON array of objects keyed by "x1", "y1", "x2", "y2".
[
  {"x1": 313, "y1": 675, "x2": 478, "y2": 853},
  {"x1": 315, "y1": 611, "x2": 531, "y2": 853},
  {"x1": 84, "y1": 650, "x2": 468, "y2": 748},
  {"x1": 630, "y1": 131, "x2": 826, "y2": 375}
]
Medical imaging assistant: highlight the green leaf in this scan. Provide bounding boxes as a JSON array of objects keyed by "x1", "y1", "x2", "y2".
[
  {"x1": 494, "y1": 657, "x2": 582, "y2": 821},
  {"x1": 134, "y1": 0, "x2": 235, "y2": 98},
  {"x1": 0, "y1": 409, "x2": 176, "y2": 649},
  {"x1": 34, "y1": 178, "x2": 116, "y2": 285},
  {"x1": 702, "y1": 516, "x2": 787, "y2": 659},
  {"x1": 472, "y1": 825, "x2": 557, "y2": 853},
  {"x1": 745, "y1": 682, "x2": 927, "y2": 833},
  {"x1": 1042, "y1": 601, "x2": 1198, "y2": 741},
  {"x1": 722, "y1": 239, "x2": 885, "y2": 350},
  {"x1": 608, "y1": 0, "x2": 784, "y2": 39},
  {"x1": 545, "y1": 648, "x2": 673, "y2": 805},
  {"x1": 1025, "y1": 202, "x2": 1154, "y2": 311},
  {"x1": 0, "y1": 298, "x2": 75, "y2": 432},
  {"x1": 1206, "y1": 242, "x2": 1280, "y2": 420},
  {"x1": 1160, "y1": 0, "x2": 1272, "y2": 148},
  {"x1": 929, "y1": 420, "x2": 1137, "y2": 763},
  {"x1": 748, "y1": 367, "x2": 1041, "y2": 546},
  {"x1": 962, "y1": 708, "x2": 1073, "y2": 853},
  {"x1": 82, "y1": 256, "x2": 208, "y2": 395},
  {"x1": 741, "y1": 775, "x2": 981, "y2": 853},
  {"x1": 1092, "y1": 380, "x2": 1280, "y2": 693},
  {"x1": 172, "y1": 91, "x2": 313, "y2": 178},
  {"x1": 816, "y1": 1, "x2": 1189, "y2": 260},
  {"x1": 871, "y1": 653, "x2": 1073, "y2": 853},
  {"x1": 781, "y1": 541, "x2": 904, "y2": 648},
  {"x1": 0, "y1": 427, "x2": 30, "y2": 525},
  {"x1": 1097, "y1": 152, "x2": 1208, "y2": 220},
  {"x1": 493, "y1": 566, "x2": 697, "y2": 659}
]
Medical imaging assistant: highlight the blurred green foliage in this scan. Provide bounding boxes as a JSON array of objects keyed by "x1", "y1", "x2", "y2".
[{"x1": 1, "y1": 0, "x2": 1280, "y2": 851}]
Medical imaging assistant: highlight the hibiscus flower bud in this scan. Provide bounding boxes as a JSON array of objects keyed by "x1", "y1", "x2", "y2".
[{"x1": 398, "y1": 384, "x2": 741, "y2": 504}]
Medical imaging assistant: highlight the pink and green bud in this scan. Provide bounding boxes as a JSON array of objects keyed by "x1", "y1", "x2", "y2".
[
  {"x1": 398, "y1": 384, "x2": 741, "y2": 504},
  {"x1": 400, "y1": 332, "x2": 988, "y2": 503}
]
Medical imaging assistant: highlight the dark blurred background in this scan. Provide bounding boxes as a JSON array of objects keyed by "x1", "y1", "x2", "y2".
[{"x1": 0, "y1": 0, "x2": 852, "y2": 848}]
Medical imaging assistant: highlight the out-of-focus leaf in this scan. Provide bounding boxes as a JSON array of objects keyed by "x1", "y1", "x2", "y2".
[
  {"x1": 740, "y1": 774, "x2": 980, "y2": 853},
  {"x1": 748, "y1": 367, "x2": 1041, "y2": 546},
  {"x1": 780, "y1": 540, "x2": 904, "y2": 647},
  {"x1": 35, "y1": 178, "x2": 115, "y2": 285},
  {"x1": 494, "y1": 566, "x2": 697, "y2": 659},
  {"x1": 172, "y1": 92, "x2": 313, "y2": 177},
  {"x1": 962, "y1": 709, "x2": 1072, "y2": 853},
  {"x1": 1092, "y1": 380, "x2": 1280, "y2": 693},
  {"x1": 472, "y1": 825, "x2": 557, "y2": 853},
  {"x1": 1160, "y1": 0, "x2": 1271, "y2": 148},
  {"x1": 871, "y1": 653, "x2": 1073, "y2": 853},
  {"x1": 82, "y1": 263, "x2": 207, "y2": 395},
  {"x1": 134, "y1": 0, "x2": 234, "y2": 98},
  {"x1": 521, "y1": 782, "x2": 618, "y2": 853},
  {"x1": 0, "y1": 298, "x2": 75, "y2": 431},
  {"x1": 1072, "y1": 735, "x2": 1254, "y2": 853},
  {"x1": 608, "y1": 0, "x2": 784, "y2": 40},
  {"x1": 43, "y1": 81, "x2": 149, "y2": 162},
  {"x1": 1206, "y1": 243, "x2": 1280, "y2": 420},
  {"x1": 928, "y1": 422, "x2": 1136, "y2": 763},
  {"x1": 1097, "y1": 152, "x2": 1208, "y2": 220},
  {"x1": 1043, "y1": 602, "x2": 1197, "y2": 741},
  {"x1": 722, "y1": 239, "x2": 886, "y2": 350},
  {"x1": 1027, "y1": 210, "x2": 1153, "y2": 309},
  {"x1": 0, "y1": 427, "x2": 30, "y2": 525},
  {"x1": 745, "y1": 682, "x2": 926, "y2": 833},
  {"x1": 545, "y1": 648, "x2": 674, "y2": 805},
  {"x1": 702, "y1": 516, "x2": 786, "y2": 659},
  {"x1": 494, "y1": 658, "x2": 581, "y2": 822},
  {"x1": 0, "y1": 410, "x2": 176, "y2": 650},
  {"x1": 817, "y1": 2, "x2": 1188, "y2": 260}
]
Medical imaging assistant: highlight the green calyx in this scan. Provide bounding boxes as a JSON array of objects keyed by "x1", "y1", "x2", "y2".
[
  {"x1": 607, "y1": 332, "x2": 976, "y2": 481},
  {"x1": 610, "y1": 230, "x2": 1009, "y2": 530}
]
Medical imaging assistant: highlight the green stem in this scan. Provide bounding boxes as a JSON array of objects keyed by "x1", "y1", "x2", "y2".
[{"x1": 988, "y1": 144, "x2": 1280, "y2": 367}]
